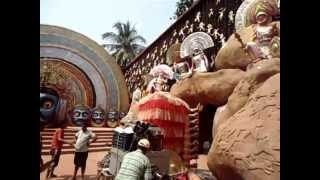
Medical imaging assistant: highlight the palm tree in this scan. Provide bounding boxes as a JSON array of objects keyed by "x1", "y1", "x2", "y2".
[{"x1": 102, "y1": 21, "x2": 146, "y2": 69}]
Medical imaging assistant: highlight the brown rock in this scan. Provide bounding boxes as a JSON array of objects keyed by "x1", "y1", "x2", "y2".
[
  {"x1": 207, "y1": 73, "x2": 280, "y2": 180},
  {"x1": 170, "y1": 69, "x2": 245, "y2": 107},
  {"x1": 212, "y1": 104, "x2": 228, "y2": 139},
  {"x1": 221, "y1": 58, "x2": 280, "y2": 121},
  {"x1": 214, "y1": 21, "x2": 280, "y2": 70}
]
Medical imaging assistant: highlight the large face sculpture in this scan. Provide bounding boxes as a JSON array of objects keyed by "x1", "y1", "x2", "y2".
[
  {"x1": 71, "y1": 105, "x2": 91, "y2": 126},
  {"x1": 40, "y1": 92, "x2": 59, "y2": 125},
  {"x1": 91, "y1": 107, "x2": 106, "y2": 127}
]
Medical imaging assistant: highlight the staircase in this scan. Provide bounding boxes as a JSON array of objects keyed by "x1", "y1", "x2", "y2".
[{"x1": 41, "y1": 127, "x2": 114, "y2": 155}]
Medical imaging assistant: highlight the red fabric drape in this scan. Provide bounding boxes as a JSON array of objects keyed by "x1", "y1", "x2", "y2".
[{"x1": 137, "y1": 92, "x2": 190, "y2": 161}]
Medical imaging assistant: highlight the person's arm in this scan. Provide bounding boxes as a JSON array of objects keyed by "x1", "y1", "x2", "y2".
[
  {"x1": 144, "y1": 160, "x2": 153, "y2": 180},
  {"x1": 57, "y1": 130, "x2": 70, "y2": 144},
  {"x1": 89, "y1": 132, "x2": 97, "y2": 145},
  {"x1": 72, "y1": 131, "x2": 79, "y2": 145}
]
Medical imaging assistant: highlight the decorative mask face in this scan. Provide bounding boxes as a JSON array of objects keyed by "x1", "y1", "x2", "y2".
[
  {"x1": 40, "y1": 92, "x2": 59, "y2": 125},
  {"x1": 107, "y1": 111, "x2": 118, "y2": 121},
  {"x1": 91, "y1": 107, "x2": 105, "y2": 125},
  {"x1": 256, "y1": 12, "x2": 271, "y2": 25},
  {"x1": 72, "y1": 105, "x2": 91, "y2": 126}
]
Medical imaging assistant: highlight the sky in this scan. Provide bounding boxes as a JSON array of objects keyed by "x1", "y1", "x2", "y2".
[{"x1": 40, "y1": 0, "x2": 177, "y2": 46}]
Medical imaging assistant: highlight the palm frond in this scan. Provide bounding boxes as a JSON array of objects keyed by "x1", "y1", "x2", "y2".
[
  {"x1": 132, "y1": 44, "x2": 145, "y2": 52},
  {"x1": 102, "y1": 32, "x2": 119, "y2": 41},
  {"x1": 102, "y1": 43, "x2": 122, "y2": 52},
  {"x1": 113, "y1": 22, "x2": 125, "y2": 38},
  {"x1": 102, "y1": 20, "x2": 147, "y2": 67},
  {"x1": 131, "y1": 35, "x2": 146, "y2": 44}
]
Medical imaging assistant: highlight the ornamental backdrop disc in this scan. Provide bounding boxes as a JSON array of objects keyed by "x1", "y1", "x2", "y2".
[
  {"x1": 235, "y1": 0, "x2": 280, "y2": 32},
  {"x1": 180, "y1": 32, "x2": 214, "y2": 58},
  {"x1": 235, "y1": 0, "x2": 256, "y2": 32},
  {"x1": 166, "y1": 43, "x2": 181, "y2": 64}
]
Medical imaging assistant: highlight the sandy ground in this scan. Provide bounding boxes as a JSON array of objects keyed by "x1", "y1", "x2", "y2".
[
  {"x1": 40, "y1": 152, "x2": 209, "y2": 180},
  {"x1": 40, "y1": 152, "x2": 105, "y2": 180}
]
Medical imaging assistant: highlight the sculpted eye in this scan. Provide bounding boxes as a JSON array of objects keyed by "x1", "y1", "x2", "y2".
[
  {"x1": 83, "y1": 112, "x2": 89, "y2": 117},
  {"x1": 42, "y1": 100, "x2": 53, "y2": 109},
  {"x1": 75, "y1": 112, "x2": 80, "y2": 116}
]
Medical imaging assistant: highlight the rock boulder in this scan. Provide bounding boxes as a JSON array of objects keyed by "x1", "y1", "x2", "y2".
[
  {"x1": 170, "y1": 69, "x2": 245, "y2": 107},
  {"x1": 207, "y1": 73, "x2": 280, "y2": 180}
]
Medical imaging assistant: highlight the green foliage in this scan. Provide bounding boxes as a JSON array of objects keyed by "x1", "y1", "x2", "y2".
[
  {"x1": 172, "y1": 0, "x2": 194, "y2": 20},
  {"x1": 102, "y1": 21, "x2": 146, "y2": 69}
]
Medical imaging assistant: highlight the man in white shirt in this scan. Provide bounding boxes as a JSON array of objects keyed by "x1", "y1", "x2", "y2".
[{"x1": 72, "y1": 124, "x2": 97, "y2": 180}]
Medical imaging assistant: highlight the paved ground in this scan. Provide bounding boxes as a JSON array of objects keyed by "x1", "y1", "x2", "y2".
[
  {"x1": 40, "y1": 152, "x2": 105, "y2": 180},
  {"x1": 40, "y1": 152, "x2": 209, "y2": 180}
]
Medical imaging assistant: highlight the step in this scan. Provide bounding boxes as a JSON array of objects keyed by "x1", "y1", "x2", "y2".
[
  {"x1": 41, "y1": 135, "x2": 114, "y2": 141},
  {"x1": 40, "y1": 134, "x2": 113, "y2": 139},
  {"x1": 42, "y1": 142, "x2": 112, "y2": 150},
  {"x1": 40, "y1": 131, "x2": 114, "y2": 136},
  {"x1": 41, "y1": 146, "x2": 111, "y2": 155},
  {"x1": 40, "y1": 133, "x2": 114, "y2": 137},
  {"x1": 42, "y1": 127, "x2": 115, "y2": 132},
  {"x1": 42, "y1": 138, "x2": 112, "y2": 144}
]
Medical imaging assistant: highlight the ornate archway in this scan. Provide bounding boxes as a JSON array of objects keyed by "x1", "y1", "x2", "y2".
[
  {"x1": 40, "y1": 59, "x2": 95, "y2": 109},
  {"x1": 40, "y1": 24, "x2": 130, "y2": 125}
]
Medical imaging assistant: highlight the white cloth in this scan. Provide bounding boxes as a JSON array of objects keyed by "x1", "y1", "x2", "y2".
[
  {"x1": 114, "y1": 126, "x2": 134, "y2": 134},
  {"x1": 74, "y1": 130, "x2": 96, "y2": 152}
]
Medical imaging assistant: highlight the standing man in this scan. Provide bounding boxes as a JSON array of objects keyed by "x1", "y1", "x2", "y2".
[
  {"x1": 72, "y1": 124, "x2": 97, "y2": 180},
  {"x1": 115, "y1": 138, "x2": 153, "y2": 180},
  {"x1": 46, "y1": 123, "x2": 69, "y2": 178}
]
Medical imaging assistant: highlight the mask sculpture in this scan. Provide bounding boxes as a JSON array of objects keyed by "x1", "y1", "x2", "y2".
[
  {"x1": 71, "y1": 105, "x2": 91, "y2": 126},
  {"x1": 40, "y1": 92, "x2": 59, "y2": 126},
  {"x1": 91, "y1": 106, "x2": 106, "y2": 127},
  {"x1": 106, "y1": 110, "x2": 118, "y2": 128}
]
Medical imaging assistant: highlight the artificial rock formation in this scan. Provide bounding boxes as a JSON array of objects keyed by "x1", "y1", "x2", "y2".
[
  {"x1": 212, "y1": 104, "x2": 227, "y2": 139},
  {"x1": 170, "y1": 69, "x2": 245, "y2": 107},
  {"x1": 207, "y1": 73, "x2": 280, "y2": 180},
  {"x1": 214, "y1": 21, "x2": 280, "y2": 70},
  {"x1": 216, "y1": 58, "x2": 280, "y2": 126}
]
